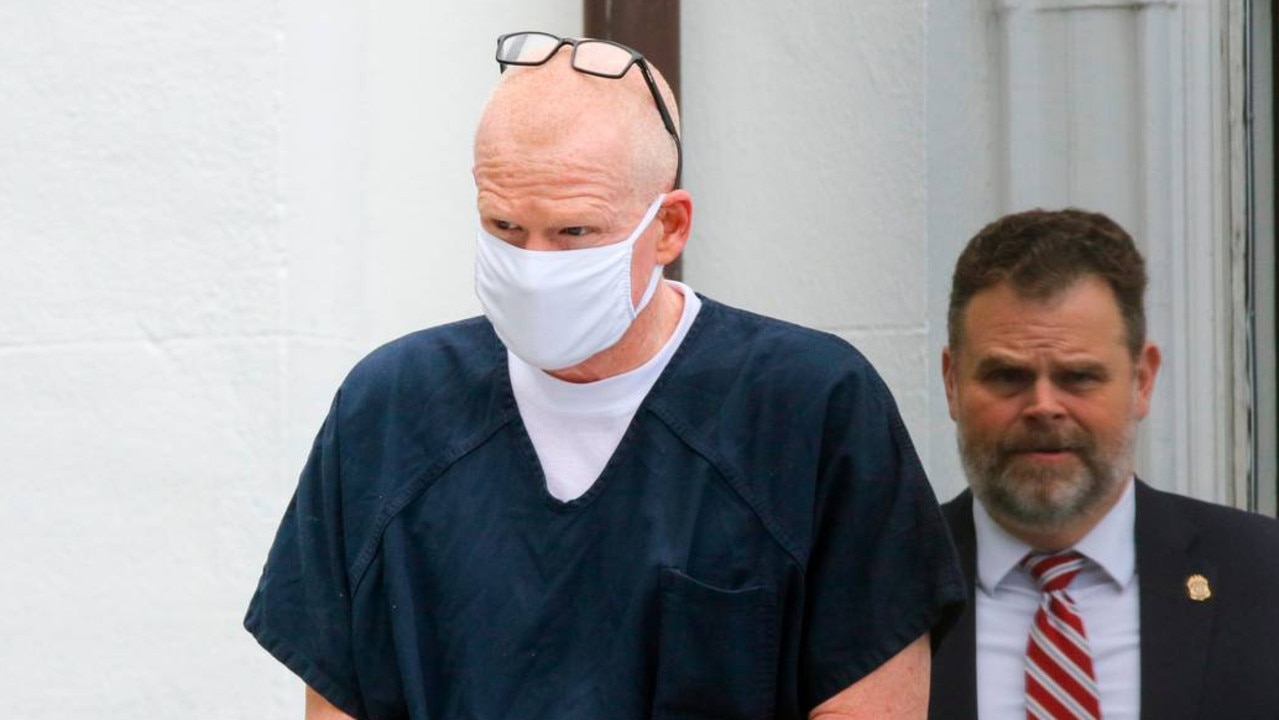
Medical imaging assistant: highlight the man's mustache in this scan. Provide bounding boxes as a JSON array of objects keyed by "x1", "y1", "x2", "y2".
[{"x1": 998, "y1": 427, "x2": 1090, "y2": 454}]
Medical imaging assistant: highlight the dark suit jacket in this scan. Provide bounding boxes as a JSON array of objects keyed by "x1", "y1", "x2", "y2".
[{"x1": 929, "y1": 480, "x2": 1279, "y2": 719}]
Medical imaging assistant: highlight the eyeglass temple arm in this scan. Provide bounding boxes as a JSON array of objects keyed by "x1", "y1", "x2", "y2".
[{"x1": 636, "y1": 62, "x2": 682, "y2": 189}]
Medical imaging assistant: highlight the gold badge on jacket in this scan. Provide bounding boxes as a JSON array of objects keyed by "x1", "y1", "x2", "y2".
[{"x1": 1186, "y1": 573, "x2": 1212, "y2": 602}]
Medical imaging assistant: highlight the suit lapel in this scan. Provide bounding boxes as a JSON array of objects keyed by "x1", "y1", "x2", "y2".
[
  {"x1": 929, "y1": 491, "x2": 979, "y2": 720},
  {"x1": 1135, "y1": 480, "x2": 1215, "y2": 720}
]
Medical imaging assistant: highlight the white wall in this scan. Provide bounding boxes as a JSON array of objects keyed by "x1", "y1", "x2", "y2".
[
  {"x1": 682, "y1": 1, "x2": 935, "y2": 463},
  {"x1": 0, "y1": 3, "x2": 291, "y2": 716}
]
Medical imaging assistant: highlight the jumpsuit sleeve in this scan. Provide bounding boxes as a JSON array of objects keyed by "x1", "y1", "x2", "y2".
[
  {"x1": 799, "y1": 364, "x2": 966, "y2": 712},
  {"x1": 244, "y1": 391, "x2": 368, "y2": 719}
]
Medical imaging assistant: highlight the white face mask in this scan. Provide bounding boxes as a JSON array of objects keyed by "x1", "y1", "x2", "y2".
[{"x1": 474, "y1": 194, "x2": 666, "y2": 371}]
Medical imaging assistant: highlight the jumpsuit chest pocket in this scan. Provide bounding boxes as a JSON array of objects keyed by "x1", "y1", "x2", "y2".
[{"x1": 652, "y1": 567, "x2": 781, "y2": 720}]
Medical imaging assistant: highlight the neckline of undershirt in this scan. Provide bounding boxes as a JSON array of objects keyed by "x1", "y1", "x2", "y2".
[{"x1": 507, "y1": 280, "x2": 702, "y2": 416}]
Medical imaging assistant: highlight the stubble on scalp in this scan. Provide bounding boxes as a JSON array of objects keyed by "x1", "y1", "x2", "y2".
[{"x1": 475, "y1": 52, "x2": 679, "y2": 201}]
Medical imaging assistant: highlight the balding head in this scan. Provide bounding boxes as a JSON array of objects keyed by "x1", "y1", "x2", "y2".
[
  {"x1": 475, "y1": 46, "x2": 680, "y2": 204},
  {"x1": 471, "y1": 40, "x2": 695, "y2": 382}
]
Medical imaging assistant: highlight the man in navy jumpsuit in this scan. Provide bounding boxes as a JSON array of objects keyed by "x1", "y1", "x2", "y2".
[{"x1": 246, "y1": 32, "x2": 965, "y2": 720}]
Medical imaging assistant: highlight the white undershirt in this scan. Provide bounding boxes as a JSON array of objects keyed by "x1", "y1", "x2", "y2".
[
  {"x1": 974, "y1": 478, "x2": 1140, "y2": 720},
  {"x1": 508, "y1": 280, "x2": 702, "y2": 502}
]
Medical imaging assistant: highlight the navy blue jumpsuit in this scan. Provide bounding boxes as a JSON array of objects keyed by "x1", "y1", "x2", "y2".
[{"x1": 246, "y1": 296, "x2": 965, "y2": 720}]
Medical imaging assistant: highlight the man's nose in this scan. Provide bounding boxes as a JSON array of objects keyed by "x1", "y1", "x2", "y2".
[
  {"x1": 521, "y1": 233, "x2": 560, "y2": 252},
  {"x1": 1022, "y1": 377, "x2": 1067, "y2": 421}
]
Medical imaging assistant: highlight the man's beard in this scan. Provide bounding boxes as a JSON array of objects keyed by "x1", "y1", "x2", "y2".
[{"x1": 958, "y1": 422, "x2": 1134, "y2": 533}]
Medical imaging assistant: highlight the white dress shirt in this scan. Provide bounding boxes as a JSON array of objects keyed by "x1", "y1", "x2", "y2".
[{"x1": 973, "y1": 479, "x2": 1141, "y2": 719}]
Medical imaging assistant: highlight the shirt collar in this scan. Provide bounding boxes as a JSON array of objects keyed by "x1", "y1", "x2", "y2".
[
  {"x1": 1074, "y1": 477, "x2": 1136, "y2": 588},
  {"x1": 973, "y1": 477, "x2": 1137, "y2": 593}
]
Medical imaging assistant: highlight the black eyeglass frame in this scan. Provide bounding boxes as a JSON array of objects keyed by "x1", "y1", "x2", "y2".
[{"x1": 495, "y1": 31, "x2": 682, "y2": 189}]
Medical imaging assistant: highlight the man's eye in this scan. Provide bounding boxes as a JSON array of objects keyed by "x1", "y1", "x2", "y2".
[
  {"x1": 560, "y1": 227, "x2": 590, "y2": 238},
  {"x1": 1059, "y1": 371, "x2": 1101, "y2": 387},
  {"x1": 985, "y1": 368, "x2": 1031, "y2": 387},
  {"x1": 493, "y1": 220, "x2": 518, "y2": 232}
]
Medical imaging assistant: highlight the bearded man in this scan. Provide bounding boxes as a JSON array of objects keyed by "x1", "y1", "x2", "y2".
[{"x1": 929, "y1": 208, "x2": 1279, "y2": 720}]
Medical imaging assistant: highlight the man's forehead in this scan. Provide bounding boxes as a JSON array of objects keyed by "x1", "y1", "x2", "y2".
[
  {"x1": 970, "y1": 348, "x2": 1110, "y2": 370},
  {"x1": 956, "y1": 280, "x2": 1130, "y2": 361},
  {"x1": 475, "y1": 179, "x2": 626, "y2": 215},
  {"x1": 473, "y1": 139, "x2": 642, "y2": 222}
]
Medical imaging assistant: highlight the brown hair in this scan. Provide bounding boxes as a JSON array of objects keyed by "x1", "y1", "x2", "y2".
[{"x1": 947, "y1": 208, "x2": 1147, "y2": 356}]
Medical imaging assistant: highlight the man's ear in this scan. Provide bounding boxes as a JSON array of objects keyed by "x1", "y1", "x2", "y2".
[
  {"x1": 654, "y1": 189, "x2": 692, "y2": 265},
  {"x1": 942, "y1": 345, "x2": 960, "y2": 421},
  {"x1": 1133, "y1": 341, "x2": 1161, "y2": 420}
]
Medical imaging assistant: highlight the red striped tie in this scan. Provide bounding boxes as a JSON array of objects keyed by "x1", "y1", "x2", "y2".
[{"x1": 1022, "y1": 551, "x2": 1101, "y2": 720}]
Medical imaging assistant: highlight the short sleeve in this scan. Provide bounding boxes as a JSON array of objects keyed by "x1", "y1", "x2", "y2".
[
  {"x1": 244, "y1": 392, "x2": 367, "y2": 719},
  {"x1": 800, "y1": 366, "x2": 966, "y2": 711}
]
